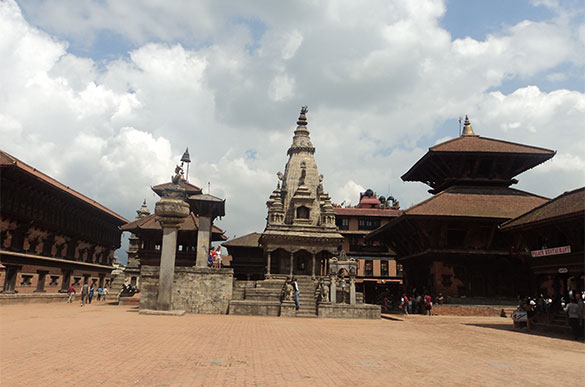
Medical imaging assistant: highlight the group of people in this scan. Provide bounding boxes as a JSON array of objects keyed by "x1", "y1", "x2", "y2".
[
  {"x1": 207, "y1": 246, "x2": 223, "y2": 268},
  {"x1": 400, "y1": 292, "x2": 434, "y2": 316},
  {"x1": 66, "y1": 283, "x2": 109, "y2": 306}
]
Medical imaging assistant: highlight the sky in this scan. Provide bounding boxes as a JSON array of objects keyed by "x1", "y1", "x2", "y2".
[{"x1": 1, "y1": 0, "x2": 584, "y2": 264}]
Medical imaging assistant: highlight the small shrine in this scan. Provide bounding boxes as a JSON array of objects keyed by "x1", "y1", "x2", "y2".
[{"x1": 121, "y1": 157, "x2": 232, "y2": 315}]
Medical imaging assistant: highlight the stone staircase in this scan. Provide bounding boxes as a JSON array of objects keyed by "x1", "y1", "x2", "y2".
[{"x1": 295, "y1": 276, "x2": 317, "y2": 317}]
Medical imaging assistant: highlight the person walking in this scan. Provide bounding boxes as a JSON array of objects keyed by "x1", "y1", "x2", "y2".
[
  {"x1": 401, "y1": 294, "x2": 409, "y2": 315},
  {"x1": 564, "y1": 296, "x2": 582, "y2": 340},
  {"x1": 97, "y1": 287, "x2": 103, "y2": 301},
  {"x1": 103, "y1": 287, "x2": 108, "y2": 301},
  {"x1": 292, "y1": 277, "x2": 300, "y2": 310},
  {"x1": 215, "y1": 246, "x2": 223, "y2": 268},
  {"x1": 88, "y1": 286, "x2": 95, "y2": 304},
  {"x1": 80, "y1": 282, "x2": 89, "y2": 307},
  {"x1": 67, "y1": 284, "x2": 76, "y2": 303},
  {"x1": 424, "y1": 293, "x2": 433, "y2": 316}
]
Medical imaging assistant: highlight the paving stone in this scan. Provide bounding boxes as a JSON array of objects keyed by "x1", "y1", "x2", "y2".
[{"x1": 0, "y1": 303, "x2": 583, "y2": 386}]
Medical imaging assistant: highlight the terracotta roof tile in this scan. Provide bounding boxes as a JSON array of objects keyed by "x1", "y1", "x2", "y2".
[
  {"x1": 120, "y1": 213, "x2": 225, "y2": 239},
  {"x1": 405, "y1": 186, "x2": 549, "y2": 219},
  {"x1": 500, "y1": 187, "x2": 584, "y2": 230},
  {"x1": 223, "y1": 232, "x2": 262, "y2": 248},
  {"x1": 0, "y1": 150, "x2": 128, "y2": 224},
  {"x1": 429, "y1": 135, "x2": 555, "y2": 154}
]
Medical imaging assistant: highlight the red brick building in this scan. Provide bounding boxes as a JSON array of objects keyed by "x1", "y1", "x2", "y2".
[
  {"x1": 333, "y1": 190, "x2": 403, "y2": 304},
  {"x1": 0, "y1": 150, "x2": 128, "y2": 301}
]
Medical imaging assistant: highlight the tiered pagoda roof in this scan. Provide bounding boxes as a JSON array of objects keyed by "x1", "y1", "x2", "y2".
[{"x1": 401, "y1": 117, "x2": 555, "y2": 194}]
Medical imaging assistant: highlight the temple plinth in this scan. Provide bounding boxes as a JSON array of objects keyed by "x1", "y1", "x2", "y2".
[{"x1": 154, "y1": 186, "x2": 189, "y2": 310}]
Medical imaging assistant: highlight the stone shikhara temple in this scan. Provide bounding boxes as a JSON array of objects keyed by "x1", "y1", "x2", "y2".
[
  {"x1": 368, "y1": 117, "x2": 556, "y2": 299},
  {"x1": 228, "y1": 106, "x2": 379, "y2": 318}
]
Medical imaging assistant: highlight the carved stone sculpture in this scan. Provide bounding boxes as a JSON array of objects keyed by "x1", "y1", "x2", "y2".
[
  {"x1": 320, "y1": 282, "x2": 330, "y2": 303},
  {"x1": 284, "y1": 282, "x2": 295, "y2": 301}
]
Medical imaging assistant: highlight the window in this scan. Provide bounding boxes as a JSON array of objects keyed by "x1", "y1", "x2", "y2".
[
  {"x1": 297, "y1": 206, "x2": 310, "y2": 219},
  {"x1": 20, "y1": 275, "x2": 33, "y2": 286},
  {"x1": 364, "y1": 260, "x2": 373, "y2": 276},
  {"x1": 380, "y1": 261, "x2": 389, "y2": 277},
  {"x1": 336, "y1": 217, "x2": 349, "y2": 230},
  {"x1": 73, "y1": 277, "x2": 81, "y2": 286},
  {"x1": 358, "y1": 218, "x2": 380, "y2": 230},
  {"x1": 49, "y1": 276, "x2": 59, "y2": 286}
]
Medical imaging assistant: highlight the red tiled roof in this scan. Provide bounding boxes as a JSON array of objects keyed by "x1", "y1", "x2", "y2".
[
  {"x1": 359, "y1": 197, "x2": 381, "y2": 205},
  {"x1": 404, "y1": 186, "x2": 549, "y2": 219},
  {"x1": 0, "y1": 150, "x2": 128, "y2": 224},
  {"x1": 120, "y1": 213, "x2": 226, "y2": 239},
  {"x1": 334, "y1": 208, "x2": 402, "y2": 217},
  {"x1": 500, "y1": 187, "x2": 584, "y2": 230},
  {"x1": 223, "y1": 232, "x2": 262, "y2": 248},
  {"x1": 429, "y1": 135, "x2": 555, "y2": 154}
]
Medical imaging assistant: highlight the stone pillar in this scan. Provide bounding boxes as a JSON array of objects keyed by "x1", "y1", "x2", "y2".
[
  {"x1": 330, "y1": 275, "x2": 336, "y2": 304},
  {"x1": 195, "y1": 216, "x2": 212, "y2": 267},
  {"x1": 311, "y1": 253, "x2": 316, "y2": 279},
  {"x1": 154, "y1": 189, "x2": 189, "y2": 311},
  {"x1": 349, "y1": 276, "x2": 356, "y2": 305},
  {"x1": 289, "y1": 251, "x2": 294, "y2": 276},
  {"x1": 265, "y1": 251, "x2": 272, "y2": 278}
]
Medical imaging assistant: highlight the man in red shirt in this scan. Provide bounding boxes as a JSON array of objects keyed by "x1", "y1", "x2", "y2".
[{"x1": 67, "y1": 284, "x2": 76, "y2": 303}]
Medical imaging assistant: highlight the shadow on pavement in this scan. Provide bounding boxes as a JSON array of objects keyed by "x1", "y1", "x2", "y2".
[{"x1": 465, "y1": 322, "x2": 584, "y2": 343}]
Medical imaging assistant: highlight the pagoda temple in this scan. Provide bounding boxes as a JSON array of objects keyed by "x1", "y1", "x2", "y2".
[
  {"x1": 259, "y1": 106, "x2": 343, "y2": 278},
  {"x1": 368, "y1": 117, "x2": 555, "y2": 299}
]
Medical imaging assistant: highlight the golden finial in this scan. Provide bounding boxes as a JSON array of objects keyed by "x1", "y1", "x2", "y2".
[{"x1": 462, "y1": 115, "x2": 475, "y2": 136}]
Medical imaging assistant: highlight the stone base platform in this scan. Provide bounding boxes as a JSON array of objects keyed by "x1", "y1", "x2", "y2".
[
  {"x1": 432, "y1": 305, "x2": 515, "y2": 317},
  {"x1": 118, "y1": 294, "x2": 140, "y2": 306},
  {"x1": 139, "y1": 309, "x2": 186, "y2": 316},
  {"x1": 228, "y1": 300, "x2": 281, "y2": 316},
  {"x1": 318, "y1": 303, "x2": 380, "y2": 319},
  {"x1": 0, "y1": 293, "x2": 67, "y2": 305},
  {"x1": 140, "y1": 265, "x2": 233, "y2": 314}
]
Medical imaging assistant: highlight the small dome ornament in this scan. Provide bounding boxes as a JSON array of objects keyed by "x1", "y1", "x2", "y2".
[{"x1": 462, "y1": 115, "x2": 476, "y2": 136}]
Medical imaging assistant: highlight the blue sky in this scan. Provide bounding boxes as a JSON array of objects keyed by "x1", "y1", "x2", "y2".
[{"x1": 2, "y1": 0, "x2": 584, "y2": 262}]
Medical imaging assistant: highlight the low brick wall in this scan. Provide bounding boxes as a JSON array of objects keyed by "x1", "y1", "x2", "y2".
[
  {"x1": 432, "y1": 305, "x2": 514, "y2": 317},
  {"x1": 0, "y1": 292, "x2": 68, "y2": 305},
  {"x1": 318, "y1": 303, "x2": 380, "y2": 319},
  {"x1": 228, "y1": 300, "x2": 281, "y2": 316},
  {"x1": 140, "y1": 266, "x2": 233, "y2": 314}
]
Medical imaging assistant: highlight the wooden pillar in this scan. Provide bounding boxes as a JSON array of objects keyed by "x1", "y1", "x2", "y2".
[
  {"x1": 289, "y1": 251, "x2": 294, "y2": 276},
  {"x1": 311, "y1": 252, "x2": 316, "y2": 279}
]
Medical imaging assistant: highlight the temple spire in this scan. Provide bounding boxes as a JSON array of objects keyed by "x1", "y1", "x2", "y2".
[{"x1": 462, "y1": 115, "x2": 475, "y2": 136}]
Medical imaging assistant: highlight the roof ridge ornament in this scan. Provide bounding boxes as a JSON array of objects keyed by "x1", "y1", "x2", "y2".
[{"x1": 462, "y1": 115, "x2": 476, "y2": 136}]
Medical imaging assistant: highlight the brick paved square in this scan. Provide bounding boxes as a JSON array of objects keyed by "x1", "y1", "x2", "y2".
[{"x1": 1, "y1": 303, "x2": 583, "y2": 386}]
